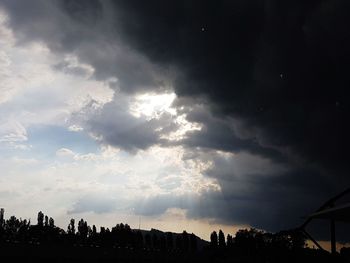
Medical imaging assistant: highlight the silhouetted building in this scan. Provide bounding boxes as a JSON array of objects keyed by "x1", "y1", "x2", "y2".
[{"x1": 301, "y1": 188, "x2": 350, "y2": 255}]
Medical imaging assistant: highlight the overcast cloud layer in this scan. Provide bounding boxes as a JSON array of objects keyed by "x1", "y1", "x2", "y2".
[{"x1": 0, "y1": 0, "x2": 349, "y2": 240}]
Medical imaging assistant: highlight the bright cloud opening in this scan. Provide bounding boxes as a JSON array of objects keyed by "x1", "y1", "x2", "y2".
[{"x1": 129, "y1": 92, "x2": 176, "y2": 119}]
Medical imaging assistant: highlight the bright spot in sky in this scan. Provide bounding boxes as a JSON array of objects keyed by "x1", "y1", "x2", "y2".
[
  {"x1": 130, "y1": 92, "x2": 177, "y2": 119},
  {"x1": 129, "y1": 92, "x2": 202, "y2": 141},
  {"x1": 162, "y1": 114, "x2": 202, "y2": 141}
]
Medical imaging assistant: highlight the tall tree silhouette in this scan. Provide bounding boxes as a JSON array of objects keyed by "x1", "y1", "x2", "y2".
[
  {"x1": 67, "y1": 218, "x2": 75, "y2": 234},
  {"x1": 210, "y1": 231, "x2": 218, "y2": 248},
  {"x1": 235, "y1": 228, "x2": 265, "y2": 253},
  {"x1": 49, "y1": 217, "x2": 54, "y2": 228},
  {"x1": 37, "y1": 211, "x2": 44, "y2": 227},
  {"x1": 227, "y1": 234, "x2": 233, "y2": 248},
  {"x1": 0, "y1": 208, "x2": 4, "y2": 241},
  {"x1": 219, "y1": 229, "x2": 226, "y2": 248},
  {"x1": 78, "y1": 218, "x2": 88, "y2": 241},
  {"x1": 0, "y1": 208, "x2": 5, "y2": 226},
  {"x1": 44, "y1": 215, "x2": 49, "y2": 227},
  {"x1": 0, "y1": 208, "x2": 4, "y2": 228}
]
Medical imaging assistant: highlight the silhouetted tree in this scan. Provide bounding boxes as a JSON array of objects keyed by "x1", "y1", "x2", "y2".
[
  {"x1": 227, "y1": 234, "x2": 233, "y2": 248},
  {"x1": 6, "y1": 216, "x2": 20, "y2": 237},
  {"x1": 235, "y1": 228, "x2": 265, "y2": 253},
  {"x1": 0, "y1": 208, "x2": 4, "y2": 228},
  {"x1": 78, "y1": 218, "x2": 88, "y2": 240},
  {"x1": 44, "y1": 215, "x2": 49, "y2": 227},
  {"x1": 288, "y1": 229, "x2": 306, "y2": 250},
  {"x1": 87, "y1": 225, "x2": 92, "y2": 237},
  {"x1": 105, "y1": 228, "x2": 112, "y2": 247},
  {"x1": 272, "y1": 229, "x2": 306, "y2": 251},
  {"x1": 0, "y1": 210, "x2": 328, "y2": 263},
  {"x1": 219, "y1": 229, "x2": 226, "y2": 248},
  {"x1": 37, "y1": 211, "x2": 44, "y2": 227},
  {"x1": 0, "y1": 208, "x2": 4, "y2": 241},
  {"x1": 17, "y1": 218, "x2": 30, "y2": 242},
  {"x1": 210, "y1": 231, "x2": 218, "y2": 248},
  {"x1": 67, "y1": 218, "x2": 75, "y2": 235},
  {"x1": 49, "y1": 217, "x2": 54, "y2": 228}
]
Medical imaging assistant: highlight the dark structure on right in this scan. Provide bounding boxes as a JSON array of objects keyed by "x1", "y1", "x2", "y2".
[{"x1": 300, "y1": 188, "x2": 350, "y2": 254}]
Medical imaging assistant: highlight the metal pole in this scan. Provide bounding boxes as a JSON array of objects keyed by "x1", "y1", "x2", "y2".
[{"x1": 330, "y1": 220, "x2": 336, "y2": 254}]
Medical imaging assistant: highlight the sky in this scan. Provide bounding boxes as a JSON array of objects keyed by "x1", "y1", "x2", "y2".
[{"x1": 0, "y1": 0, "x2": 349, "y2": 241}]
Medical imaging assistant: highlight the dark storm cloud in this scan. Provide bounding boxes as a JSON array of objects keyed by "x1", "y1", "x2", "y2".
[
  {"x1": 178, "y1": 103, "x2": 286, "y2": 163},
  {"x1": 108, "y1": 1, "x2": 349, "y2": 170},
  {"x1": 104, "y1": 0, "x2": 350, "y2": 233},
  {"x1": 1, "y1": 0, "x2": 350, "y2": 236},
  {"x1": 109, "y1": 0, "x2": 349, "y2": 173},
  {"x1": 1, "y1": 0, "x2": 348, "y2": 167}
]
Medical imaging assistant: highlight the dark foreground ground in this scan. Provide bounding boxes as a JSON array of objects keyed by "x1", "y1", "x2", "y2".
[{"x1": 0, "y1": 242, "x2": 348, "y2": 263}]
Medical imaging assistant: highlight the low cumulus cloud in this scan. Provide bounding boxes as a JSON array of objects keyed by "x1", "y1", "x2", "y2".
[{"x1": 68, "y1": 195, "x2": 121, "y2": 214}]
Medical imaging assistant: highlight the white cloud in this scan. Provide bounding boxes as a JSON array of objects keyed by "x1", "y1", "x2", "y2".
[
  {"x1": 56, "y1": 147, "x2": 75, "y2": 158},
  {"x1": 68, "y1": 125, "x2": 83, "y2": 132},
  {"x1": 0, "y1": 8, "x2": 114, "y2": 128},
  {"x1": 0, "y1": 120, "x2": 27, "y2": 143}
]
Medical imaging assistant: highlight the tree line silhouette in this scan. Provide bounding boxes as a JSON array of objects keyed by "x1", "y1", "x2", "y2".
[
  {"x1": 0, "y1": 209, "x2": 198, "y2": 252},
  {"x1": 207, "y1": 228, "x2": 348, "y2": 262},
  {"x1": 0, "y1": 208, "x2": 346, "y2": 262}
]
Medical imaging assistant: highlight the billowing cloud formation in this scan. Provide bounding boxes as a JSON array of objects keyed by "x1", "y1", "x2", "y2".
[
  {"x1": 82, "y1": 96, "x2": 175, "y2": 152},
  {"x1": 0, "y1": 0, "x2": 170, "y2": 94},
  {"x1": 1, "y1": 0, "x2": 349, "y2": 239},
  {"x1": 109, "y1": 0, "x2": 349, "y2": 173}
]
